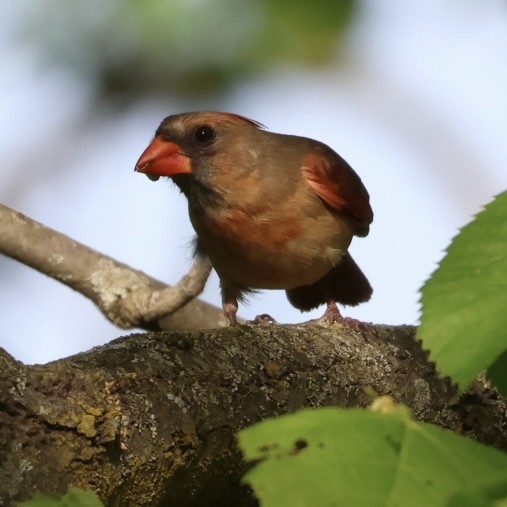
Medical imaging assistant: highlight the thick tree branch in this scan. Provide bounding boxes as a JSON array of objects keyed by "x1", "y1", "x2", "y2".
[
  {"x1": 0, "y1": 203, "x2": 226, "y2": 330},
  {"x1": 1, "y1": 324, "x2": 506, "y2": 507}
]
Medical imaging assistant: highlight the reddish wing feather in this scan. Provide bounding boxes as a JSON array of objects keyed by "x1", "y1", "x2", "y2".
[{"x1": 302, "y1": 153, "x2": 373, "y2": 234}]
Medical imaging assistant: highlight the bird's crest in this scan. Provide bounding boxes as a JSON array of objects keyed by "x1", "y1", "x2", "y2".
[{"x1": 221, "y1": 113, "x2": 266, "y2": 130}]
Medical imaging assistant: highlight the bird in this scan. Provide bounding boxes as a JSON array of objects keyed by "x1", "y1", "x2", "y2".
[{"x1": 135, "y1": 112, "x2": 373, "y2": 326}]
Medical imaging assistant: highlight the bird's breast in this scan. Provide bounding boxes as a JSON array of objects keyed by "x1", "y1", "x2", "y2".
[{"x1": 189, "y1": 201, "x2": 354, "y2": 290}]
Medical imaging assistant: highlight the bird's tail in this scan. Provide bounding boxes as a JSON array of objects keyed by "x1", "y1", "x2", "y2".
[{"x1": 286, "y1": 253, "x2": 372, "y2": 311}]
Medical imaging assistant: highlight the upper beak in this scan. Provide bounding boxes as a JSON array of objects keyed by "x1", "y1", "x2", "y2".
[{"x1": 135, "y1": 136, "x2": 191, "y2": 181}]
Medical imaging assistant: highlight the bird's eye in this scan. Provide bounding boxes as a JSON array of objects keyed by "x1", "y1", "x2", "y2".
[{"x1": 194, "y1": 125, "x2": 216, "y2": 144}]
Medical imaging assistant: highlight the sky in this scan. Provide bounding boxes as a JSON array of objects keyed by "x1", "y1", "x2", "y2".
[{"x1": 1, "y1": 0, "x2": 506, "y2": 363}]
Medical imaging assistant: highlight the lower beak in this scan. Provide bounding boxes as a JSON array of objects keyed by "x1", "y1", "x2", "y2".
[{"x1": 135, "y1": 136, "x2": 191, "y2": 180}]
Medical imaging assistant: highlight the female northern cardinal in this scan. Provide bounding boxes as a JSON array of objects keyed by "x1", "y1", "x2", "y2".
[{"x1": 135, "y1": 112, "x2": 373, "y2": 325}]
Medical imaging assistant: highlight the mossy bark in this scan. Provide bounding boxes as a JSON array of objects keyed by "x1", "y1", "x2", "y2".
[{"x1": 1, "y1": 323, "x2": 506, "y2": 506}]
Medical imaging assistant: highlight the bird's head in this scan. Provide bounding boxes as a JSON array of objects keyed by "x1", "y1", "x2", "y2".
[{"x1": 135, "y1": 112, "x2": 265, "y2": 189}]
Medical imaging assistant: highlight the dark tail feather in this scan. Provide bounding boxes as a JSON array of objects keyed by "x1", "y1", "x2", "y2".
[{"x1": 286, "y1": 253, "x2": 372, "y2": 311}]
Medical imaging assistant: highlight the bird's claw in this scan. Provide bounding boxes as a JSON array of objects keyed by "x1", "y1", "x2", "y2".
[{"x1": 247, "y1": 313, "x2": 277, "y2": 325}]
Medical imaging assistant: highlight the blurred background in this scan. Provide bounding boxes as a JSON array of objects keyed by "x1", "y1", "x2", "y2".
[{"x1": 1, "y1": 0, "x2": 506, "y2": 364}]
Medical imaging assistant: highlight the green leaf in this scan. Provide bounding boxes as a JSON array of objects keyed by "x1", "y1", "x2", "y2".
[
  {"x1": 238, "y1": 407, "x2": 507, "y2": 507},
  {"x1": 487, "y1": 349, "x2": 507, "y2": 395},
  {"x1": 447, "y1": 494, "x2": 504, "y2": 507},
  {"x1": 418, "y1": 191, "x2": 507, "y2": 392},
  {"x1": 446, "y1": 471, "x2": 507, "y2": 506},
  {"x1": 18, "y1": 488, "x2": 103, "y2": 507}
]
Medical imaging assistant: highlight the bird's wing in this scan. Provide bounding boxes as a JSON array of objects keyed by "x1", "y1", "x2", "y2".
[{"x1": 301, "y1": 152, "x2": 373, "y2": 237}]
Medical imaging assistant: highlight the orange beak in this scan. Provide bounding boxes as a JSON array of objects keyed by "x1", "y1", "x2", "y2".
[{"x1": 134, "y1": 136, "x2": 191, "y2": 181}]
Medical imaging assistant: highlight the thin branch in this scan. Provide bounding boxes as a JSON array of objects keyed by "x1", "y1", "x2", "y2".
[
  {"x1": 0, "y1": 203, "x2": 227, "y2": 330},
  {"x1": 135, "y1": 254, "x2": 213, "y2": 323}
]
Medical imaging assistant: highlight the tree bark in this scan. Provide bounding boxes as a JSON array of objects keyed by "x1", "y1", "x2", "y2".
[{"x1": 1, "y1": 323, "x2": 506, "y2": 507}]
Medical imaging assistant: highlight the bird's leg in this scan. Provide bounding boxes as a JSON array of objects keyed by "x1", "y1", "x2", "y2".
[
  {"x1": 317, "y1": 299, "x2": 362, "y2": 329},
  {"x1": 221, "y1": 282, "x2": 240, "y2": 326},
  {"x1": 221, "y1": 281, "x2": 277, "y2": 325},
  {"x1": 320, "y1": 300, "x2": 342, "y2": 322},
  {"x1": 222, "y1": 298, "x2": 238, "y2": 326}
]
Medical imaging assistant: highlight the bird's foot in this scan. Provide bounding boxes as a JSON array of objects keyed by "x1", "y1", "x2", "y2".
[
  {"x1": 247, "y1": 313, "x2": 277, "y2": 325},
  {"x1": 311, "y1": 302, "x2": 363, "y2": 330}
]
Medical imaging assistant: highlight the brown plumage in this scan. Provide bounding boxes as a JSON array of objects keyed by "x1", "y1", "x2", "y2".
[{"x1": 135, "y1": 112, "x2": 373, "y2": 325}]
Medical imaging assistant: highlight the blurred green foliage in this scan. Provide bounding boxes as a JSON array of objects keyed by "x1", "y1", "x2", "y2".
[
  {"x1": 18, "y1": 487, "x2": 103, "y2": 507},
  {"x1": 22, "y1": 0, "x2": 355, "y2": 97}
]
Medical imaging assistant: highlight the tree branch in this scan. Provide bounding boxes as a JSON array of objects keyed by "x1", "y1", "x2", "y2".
[
  {"x1": 0, "y1": 203, "x2": 226, "y2": 330},
  {"x1": 1, "y1": 324, "x2": 506, "y2": 507}
]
